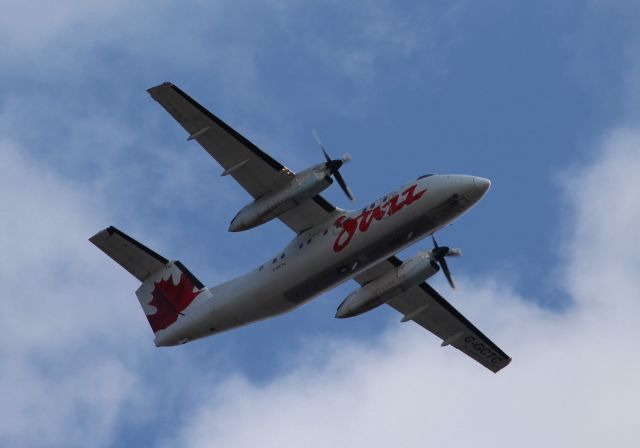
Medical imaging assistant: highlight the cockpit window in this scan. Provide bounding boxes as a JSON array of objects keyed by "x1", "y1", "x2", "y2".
[{"x1": 417, "y1": 174, "x2": 435, "y2": 180}]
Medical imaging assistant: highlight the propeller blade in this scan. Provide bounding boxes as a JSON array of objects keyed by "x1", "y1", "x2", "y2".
[
  {"x1": 439, "y1": 257, "x2": 456, "y2": 289},
  {"x1": 322, "y1": 148, "x2": 331, "y2": 163},
  {"x1": 334, "y1": 170, "x2": 355, "y2": 201},
  {"x1": 312, "y1": 130, "x2": 332, "y2": 163}
]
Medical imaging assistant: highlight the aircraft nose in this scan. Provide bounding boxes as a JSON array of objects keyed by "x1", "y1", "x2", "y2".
[{"x1": 473, "y1": 177, "x2": 491, "y2": 195}]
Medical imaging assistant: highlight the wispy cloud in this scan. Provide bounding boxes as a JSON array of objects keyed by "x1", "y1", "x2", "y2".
[
  {"x1": 0, "y1": 140, "x2": 143, "y2": 447},
  {"x1": 0, "y1": 0, "x2": 126, "y2": 57}
]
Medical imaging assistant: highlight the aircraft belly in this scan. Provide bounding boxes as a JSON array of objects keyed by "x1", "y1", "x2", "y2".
[
  {"x1": 283, "y1": 193, "x2": 471, "y2": 304},
  {"x1": 193, "y1": 191, "x2": 471, "y2": 337},
  {"x1": 284, "y1": 218, "x2": 432, "y2": 304}
]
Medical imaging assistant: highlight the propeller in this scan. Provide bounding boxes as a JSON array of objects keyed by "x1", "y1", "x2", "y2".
[
  {"x1": 312, "y1": 130, "x2": 355, "y2": 201},
  {"x1": 430, "y1": 235, "x2": 462, "y2": 289}
]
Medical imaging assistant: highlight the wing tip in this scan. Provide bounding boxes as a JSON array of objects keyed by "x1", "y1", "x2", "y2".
[
  {"x1": 88, "y1": 226, "x2": 112, "y2": 244},
  {"x1": 491, "y1": 356, "x2": 512, "y2": 374},
  {"x1": 146, "y1": 81, "x2": 175, "y2": 96}
]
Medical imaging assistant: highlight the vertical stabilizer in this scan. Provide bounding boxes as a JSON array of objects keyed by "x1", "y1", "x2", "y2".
[{"x1": 135, "y1": 261, "x2": 204, "y2": 334}]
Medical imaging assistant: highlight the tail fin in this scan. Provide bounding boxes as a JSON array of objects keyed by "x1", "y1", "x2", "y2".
[{"x1": 90, "y1": 226, "x2": 206, "y2": 337}]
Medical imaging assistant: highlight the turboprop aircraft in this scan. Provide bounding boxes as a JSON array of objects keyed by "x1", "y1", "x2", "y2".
[{"x1": 90, "y1": 82, "x2": 511, "y2": 373}]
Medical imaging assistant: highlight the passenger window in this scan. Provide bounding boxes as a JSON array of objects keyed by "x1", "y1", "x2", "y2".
[
  {"x1": 259, "y1": 265, "x2": 263, "y2": 271},
  {"x1": 299, "y1": 243, "x2": 304, "y2": 249},
  {"x1": 323, "y1": 229, "x2": 328, "y2": 235},
  {"x1": 272, "y1": 258, "x2": 277, "y2": 263},
  {"x1": 307, "y1": 239, "x2": 312, "y2": 244},
  {"x1": 280, "y1": 253, "x2": 285, "y2": 259}
]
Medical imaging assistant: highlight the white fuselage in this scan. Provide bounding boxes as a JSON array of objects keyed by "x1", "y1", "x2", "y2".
[{"x1": 154, "y1": 174, "x2": 489, "y2": 346}]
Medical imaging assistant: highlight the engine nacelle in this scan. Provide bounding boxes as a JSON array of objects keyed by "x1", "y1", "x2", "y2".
[
  {"x1": 229, "y1": 164, "x2": 333, "y2": 232},
  {"x1": 335, "y1": 252, "x2": 439, "y2": 318}
]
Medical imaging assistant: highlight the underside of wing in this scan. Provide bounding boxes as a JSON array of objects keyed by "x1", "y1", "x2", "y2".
[
  {"x1": 355, "y1": 257, "x2": 511, "y2": 373},
  {"x1": 147, "y1": 82, "x2": 289, "y2": 197},
  {"x1": 147, "y1": 82, "x2": 337, "y2": 233}
]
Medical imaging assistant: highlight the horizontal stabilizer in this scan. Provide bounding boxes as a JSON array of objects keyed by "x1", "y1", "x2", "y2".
[{"x1": 89, "y1": 226, "x2": 169, "y2": 282}]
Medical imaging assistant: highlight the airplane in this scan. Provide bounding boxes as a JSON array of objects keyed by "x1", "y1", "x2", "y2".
[{"x1": 90, "y1": 82, "x2": 511, "y2": 373}]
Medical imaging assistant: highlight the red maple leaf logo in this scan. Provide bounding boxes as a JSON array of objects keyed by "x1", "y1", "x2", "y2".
[{"x1": 146, "y1": 273, "x2": 200, "y2": 333}]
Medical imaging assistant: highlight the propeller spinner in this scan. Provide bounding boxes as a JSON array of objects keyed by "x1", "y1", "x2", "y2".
[{"x1": 312, "y1": 130, "x2": 355, "y2": 201}]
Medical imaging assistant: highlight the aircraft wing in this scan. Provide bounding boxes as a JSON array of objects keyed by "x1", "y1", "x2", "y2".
[
  {"x1": 147, "y1": 82, "x2": 337, "y2": 233},
  {"x1": 355, "y1": 256, "x2": 511, "y2": 373}
]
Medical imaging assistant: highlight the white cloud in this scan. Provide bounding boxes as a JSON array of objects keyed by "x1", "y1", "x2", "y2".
[
  {"x1": 166, "y1": 129, "x2": 640, "y2": 448},
  {"x1": 0, "y1": 140, "x2": 145, "y2": 447}
]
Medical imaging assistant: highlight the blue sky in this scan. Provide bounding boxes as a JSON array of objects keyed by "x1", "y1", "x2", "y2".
[{"x1": 2, "y1": 1, "x2": 640, "y2": 446}]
